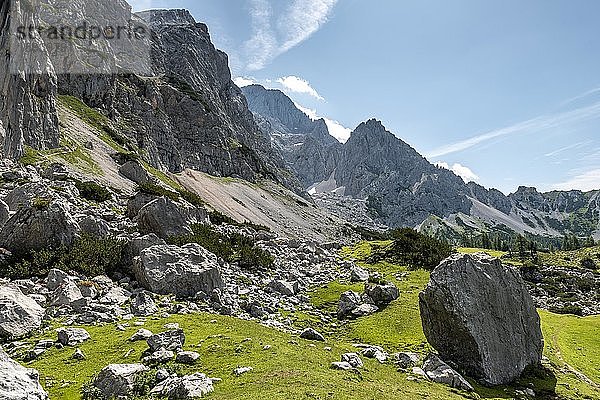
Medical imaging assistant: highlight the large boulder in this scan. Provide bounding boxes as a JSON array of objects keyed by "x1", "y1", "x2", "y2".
[
  {"x1": 134, "y1": 244, "x2": 224, "y2": 298},
  {"x1": 419, "y1": 254, "x2": 543, "y2": 385},
  {"x1": 119, "y1": 160, "x2": 155, "y2": 185},
  {"x1": 0, "y1": 284, "x2": 45, "y2": 339},
  {"x1": 136, "y1": 196, "x2": 207, "y2": 239},
  {"x1": 0, "y1": 199, "x2": 9, "y2": 228},
  {"x1": 0, "y1": 349, "x2": 48, "y2": 400},
  {"x1": 147, "y1": 329, "x2": 186, "y2": 352},
  {"x1": 150, "y1": 372, "x2": 214, "y2": 399},
  {"x1": 0, "y1": 198, "x2": 79, "y2": 255},
  {"x1": 364, "y1": 282, "x2": 399, "y2": 307},
  {"x1": 93, "y1": 364, "x2": 149, "y2": 398}
]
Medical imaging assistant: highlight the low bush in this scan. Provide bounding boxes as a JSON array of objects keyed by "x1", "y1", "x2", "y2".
[
  {"x1": 369, "y1": 228, "x2": 454, "y2": 270},
  {"x1": 209, "y1": 210, "x2": 271, "y2": 232},
  {"x1": 137, "y1": 183, "x2": 180, "y2": 202},
  {"x1": 169, "y1": 224, "x2": 274, "y2": 270},
  {"x1": 0, "y1": 234, "x2": 126, "y2": 279},
  {"x1": 73, "y1": 179, "x2": 112, "y2": 203}
]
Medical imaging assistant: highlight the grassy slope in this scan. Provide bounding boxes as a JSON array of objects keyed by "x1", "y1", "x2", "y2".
[{"x1": 18, "y1": 242, "x2": 600, "y2": 400}]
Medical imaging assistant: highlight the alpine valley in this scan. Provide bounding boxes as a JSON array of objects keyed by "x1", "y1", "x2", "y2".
[{"x1": 0, "y1": 2, "x2": 598, "y2": 400}]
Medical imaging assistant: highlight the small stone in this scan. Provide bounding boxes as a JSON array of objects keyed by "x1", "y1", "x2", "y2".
[
  {"x1": 341, "y1": 353, "x2": 363, "y2": 368},
  {"x1": 234, "y1": 366, "x2": 253, "y2": 376},
  {"x1": 176, "y1": 351, "x2": 200, "y2": 365},
  {"x1": 143, "y1": 348, "x2": 174, "y2": 364},
  {"x1": 299, "y1": 328, "x2": 325, "y2": 342},
  {"x1": 130, "y1": 329, "x2": 153, "y2": 342},
  {"x1": 331, "y1": 361, "x2": 354, "y2": 371},
  {"x1": 72, "y1": 349, "x2": 86, "y2": 360},
  {"x1": 57, "y1": 328, "x2": 90, "y2": 346}
]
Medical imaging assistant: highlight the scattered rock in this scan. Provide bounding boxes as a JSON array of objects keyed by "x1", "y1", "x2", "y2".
[
  {"x1": 234, "y1": 367, "x2": 253, "y2": 376},
  {"x1": 131, "y1": 291, "x2": 159, "y2": 316},
  {"x1": 46, "y1": 269, "x2": 71, "y2": 291},
  {"x1": 176, "y1": 351, "x2": 200, "y2": 364},
  {"x1": 267, "y1": 280, "x2": 297, "y2": 296},
  {"x1": 134, "y1": 244, "x2": 224, "y2": 298},
  {"x1": 393, "y1": 352, "x2": 420, "y2": 369},
  {"x1": 57, "y1": 328, "x2": 90, "y2": 346},
  {"x1": 50, "y1": 281, "x2": 83, "y2": 307},
  {"x1": 364, "y1": 282, "x2": 399, "y2": 307},
  {"x1": 143, "y1": 348, "x2": 175, "y2": 364},
  {"x1": 330, "y1": 361, "x2": 354, "y2": 371},
  {"x1": 72, "y1": 348, "x2": 86, "y2": 360},
  {"x1": 362, "y1": 346, "x2": 387, "y2": 363},
  {"x1": 0, "y1": 348, "x2": 48, "y2": 400},
  {"x1": 423, "y1": 354, "x2": 474, "y2": 392},
  {"x1": 341, "y1": 353, "x2": 363, "y2": 368},
  {"x1": 299, "y1": 328, "x2": 325, "y2": 342},
  {"x1": 419, "y1": 254, "x2": 543, "y2": 385},
  {"x1": 0, "y1": 284, "x2": 45, "y2": 339},
  {"x1": 93, "y1": 364, "x2": 149, "y2": 399},
  {"x1": 147, "y1": 329, "x2": 186, "y2": 352},
  {"x1": 350, "y1": 265, "x2": 369, "y2": 282},
  {"x1": 130, "y1": 329, "x2": 154, "y2": 342},
  {"x1": 150, "y1": 372, "x2": 214, "y2": 399}
]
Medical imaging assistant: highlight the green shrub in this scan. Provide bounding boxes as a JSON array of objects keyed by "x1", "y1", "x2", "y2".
[
  {"x1": 581, "y1": 257, "x2": 597, "y2": 270},
  {"x1": 179, "y1": 189, "x2": 205, "y2": 207},
  {"x1": 169, "y1": 224, "x2": 274, "y2": 270},
  {"x1": 0, "y1": 234, "x2": 126, "y2": 279},
  {"x1": 32, "y1": 197, "x2": 52, "y2": 210},
  {"x1": 73, "y1": 179, "x2": 112, "y2": 203},
  {"x1": 137, "y1": 183, "x2": 180, "y2": 202},
  {"x1": 369, "y1": 228, "x2": 454, "y2": 270},
  {"x1": 209, "y1": 210, "x2": 271, "y2": 232}
]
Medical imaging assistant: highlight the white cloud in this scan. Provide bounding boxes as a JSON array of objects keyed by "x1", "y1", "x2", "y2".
[
  {"x1": 426, "y1": 101, "x2": 600, "y2": 158},
  {"x1": 127, "y1": 0, "x2": 154, "y2": 11},
  {"x1": 294, "y1": 102, "x2": 351, "y2": 143},
  {"x1": 244, "y1": 0, "x2": 338, "y2": 71},
  {"x1": 233, "y1": 77, "x2": 256, "y2": 88},
  {"x1": 436, "y1": 162, "x2": 480, "y2": 183},
  {"x1": 324, "y1": 118, "x2": 352, "y2": 143},
  {"x1": 277, "y1": 76, "x2": 324, "y2": 100},
  {"x1": 551, "y1": 169, "x2": 600, "y2": 192},
  {"x1": 277, "y1": 0, "x2": 338, "y2": 52},
  {"x1": 294, "y1": 103, "x2": 318, "y2": 119}
]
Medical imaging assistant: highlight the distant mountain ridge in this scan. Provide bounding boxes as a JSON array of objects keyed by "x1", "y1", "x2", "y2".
[{"x1": 243, "y1": 85, "x2": 600, "y2": 240}]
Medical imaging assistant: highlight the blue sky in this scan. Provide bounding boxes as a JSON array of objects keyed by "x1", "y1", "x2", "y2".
[{"x1": 130, "y1": 0, "x2": 600, "y2": 194}]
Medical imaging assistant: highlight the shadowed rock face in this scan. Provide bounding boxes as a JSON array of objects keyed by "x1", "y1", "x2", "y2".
[
  {"x1": 0, "y1": 0, "x2": 59, "y2": 159},
  {"x1": 419, "y1": 253, "x2": 543, "y2": 386}
]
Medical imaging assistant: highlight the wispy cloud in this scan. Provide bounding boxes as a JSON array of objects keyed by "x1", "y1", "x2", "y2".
[
  {"x1": 244, "y1": 0, "x2": 338, "y2": 71},
  {"x1": 544, "y1": 141, "x2": 589, "y2": 157},
  {"x1": 295, "y1": 102, "x2": 351, "y2": 143},
  {"x1": 552, "y1": 169, "x2": 600, "y2": 192},
  {"x1": 127, "y1": 0, "x2": 154, "y2": 11},
  {"x1": 559, "y1": 87, "x2": 600, "y2": 108},
  {"x1": 277, "y1": 76, "x2": 324, "y2": 100},
  {"x1": 233, "y1": 77, "x2": 257, "y2": 88},
  {"x1": 426, "y1": 101, "x2": 600, "y2": 158},
  {"x1": 435, "y1": 162, "x2": 479, "y2": 183}
]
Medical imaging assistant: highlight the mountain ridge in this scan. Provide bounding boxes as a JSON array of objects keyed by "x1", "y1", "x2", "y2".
[{"x1": 243, "y1": 84, "x2": 600, "y2": 240}]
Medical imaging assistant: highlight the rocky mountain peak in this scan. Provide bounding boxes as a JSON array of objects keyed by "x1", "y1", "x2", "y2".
[{"x1": 137, "y1": 9, "x2": 199, "y2": 26}]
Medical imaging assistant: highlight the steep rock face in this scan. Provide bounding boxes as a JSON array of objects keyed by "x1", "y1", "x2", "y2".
[
  {"x1": 1, "y1": 3, "x2": 299, "y2": 191},
  {"x1": 335, "y1": 120, "x2": 471, "y2": 227},
  {"x1": 243, "y1": 85, "x2": 340, "y2": 188},
  {"x1": 243, "y1": 87, "x2": 471, "y2": 227},
  {"x1": 0, "y1": 349, "x2": 48, "y2": 400},
  {"x1": 0, "y1": 0, "x2": 59, "y2": 159},
  {"x1": 419, "y1": 254, "x2": 543, "y2": 385}
]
